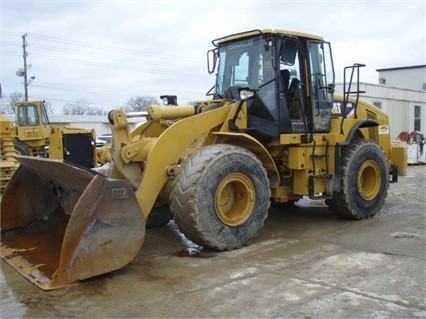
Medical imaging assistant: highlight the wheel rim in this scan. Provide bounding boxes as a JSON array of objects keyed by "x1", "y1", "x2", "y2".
[
  {"x1": 215, "y1": 173, "x2": 255, "y2": 226},
  {"x1": 357, "y1": 160, "x2": 381, "y2": 201}
]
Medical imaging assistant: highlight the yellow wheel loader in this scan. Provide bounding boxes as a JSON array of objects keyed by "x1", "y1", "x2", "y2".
[
  {"x1": 9, "y1": 100, "x2": 96, "y2": 168},
  {"x1": 1, "y1": 29, "x2": 400, "y2": 290},
  {"x1": 0, "y1": 101, "x2": 98, "y2": 193}
]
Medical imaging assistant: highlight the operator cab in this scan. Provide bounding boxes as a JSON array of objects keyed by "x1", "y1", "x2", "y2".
[
  {"x1": 15, "y1": 101, "x2": 50, "y2": 141},
  {"x1": 16, "y1": 101, "x2": 49, "y2": 127},
  {"x1": 209, "y1": 29, "x2": 335, "y2": 139}
]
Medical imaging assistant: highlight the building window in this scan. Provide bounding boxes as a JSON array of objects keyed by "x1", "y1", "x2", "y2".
[{"x1": 414, "y1": 105, "x2": 421, "y2": 131}]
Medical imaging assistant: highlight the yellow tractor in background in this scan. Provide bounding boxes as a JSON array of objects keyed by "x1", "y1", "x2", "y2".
[
  {"x1": 0, "y1": 101, "x2": 97, "y2": 191},
  {"x1": 1, "y1": 29, "x2": 401, "y2": 290},
  {"x1": 0, "y1": 116, "x2": 19, "y2": 192},
  {"x1": 10, "y1": 100, "x2": 96, "y2": 166}
]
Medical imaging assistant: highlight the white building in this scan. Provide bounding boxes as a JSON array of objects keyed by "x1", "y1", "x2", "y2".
[
  {"x1": 335, "y1": 65, "x2": 426, "y2": 139},
  {"x1": 377, "y1": 65, "x2": 426, "y2": 91}
]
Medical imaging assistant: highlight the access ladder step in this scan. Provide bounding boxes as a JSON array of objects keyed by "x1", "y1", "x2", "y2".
[
  {"x1": 307, "y1": 175, "x2": 333, "y2": 200},
  {"x1": 311, "y1": 153, "x2": 329, "y2": 158}
]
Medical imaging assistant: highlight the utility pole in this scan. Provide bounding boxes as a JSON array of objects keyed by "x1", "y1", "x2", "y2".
[
  {"x1": 16, "y1": 33, "x2": 35, "y2": 101},
  {"x1": 22, "y1": 34, "x2": 29, "y2": 101}
]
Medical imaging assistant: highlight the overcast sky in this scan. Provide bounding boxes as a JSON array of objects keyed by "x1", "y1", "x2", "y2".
[{"x1": 1, "y1": 0, "x2": 425, "y2": 113}]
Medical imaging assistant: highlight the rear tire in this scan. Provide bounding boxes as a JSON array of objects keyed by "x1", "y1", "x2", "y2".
[
  {"x1": 328, "y1": 139, "x2": 388, "y2": 219},
  {"x1": 170, "y1": 144, "x2": 270, "y2": 250}
]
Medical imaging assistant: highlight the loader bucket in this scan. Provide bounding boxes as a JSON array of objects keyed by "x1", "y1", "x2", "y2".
[{"x1": 1, "y1": 156, "x2": 145, "y2": 290}]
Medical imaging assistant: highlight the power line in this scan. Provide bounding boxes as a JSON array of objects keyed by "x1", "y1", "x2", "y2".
[
  {"x1": 27, "y1": 33, "x2": 196, "y2": 61},
  {"x1": 1, "y1": 32, "x2": 206, "y2": 74},
  {"x1": 2, "y1": 33, "x2": 206, "y2": 78},
  {"x1": 28, "y1": 42, "x2": 203, "y2": 69},
  {"x1": 1, "y1": 32, "x2": 213, "y2": 105},
  {"x1": 30, "y1": 53, "x2": 203, "y2": 77},
  {"x1": 32, "y1": 83, "x2": 131, "y2": 98}
]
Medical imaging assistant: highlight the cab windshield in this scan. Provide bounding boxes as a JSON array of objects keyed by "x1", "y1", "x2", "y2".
[
  {"x1": 215, "y1": 37, "x2": 269, "y2": 97},
  {"x1": 18, "y1": 104, "x2": 39, "y2": 126}
]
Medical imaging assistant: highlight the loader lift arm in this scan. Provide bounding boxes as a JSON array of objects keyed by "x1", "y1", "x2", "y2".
[{"x1": 109, "y1": 105, "x2": 238, "y2": 219}]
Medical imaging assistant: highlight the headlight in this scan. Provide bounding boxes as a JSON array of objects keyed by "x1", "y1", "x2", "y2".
[{"x1": 239, "y1": 89, "x2": 255, "y2": 100}]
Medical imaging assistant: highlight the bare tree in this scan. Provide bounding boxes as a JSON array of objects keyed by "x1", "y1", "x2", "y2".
[
  {"x1": 124, "y1": 96, "x2": 159, "y2": 112},
  {"x1": 9, "y1": 91, "x2": 24, "y2": 106},
  {"x1": 0, "y1": 91, "x2": 24, "y2": 114},
  {"x1": 63, "y1": 99, "x2": 90, "y2": 115},
  {"x1": 63, "y1": 99, "x2": 103, "y2": 115},
  {"x1": 44, "y1": 100, "x2": 54, "y2": 114},
  {"x1": 0, "y1": 99, "x2": 11, "y2": 114}
]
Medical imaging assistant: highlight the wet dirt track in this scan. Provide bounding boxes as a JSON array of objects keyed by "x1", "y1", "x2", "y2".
[{"x1": 1, "y1": 166, "x2": 425, "y2": 319}]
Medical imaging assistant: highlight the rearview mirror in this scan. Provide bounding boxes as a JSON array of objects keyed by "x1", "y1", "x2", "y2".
[
  {"x1": 280, "y1": 37, "x2": 298, "y2": 66},
  {"x1": 207, "y1": 48, "x2": 218, "y2": 74}
]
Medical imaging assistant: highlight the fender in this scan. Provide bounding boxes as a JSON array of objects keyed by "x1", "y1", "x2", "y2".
[
  {"x1": 135, "y1": 106, "x2": 232, "y2": 218},
  {"x1": 213, "y1": 131, "x2": 280, "y2": 188},
  {"x1": 343, "y1": 118, "x2": 379, "y2": 145},
  {"x1": 333, "y1": 118, "x2": 379, "y2": 192}
]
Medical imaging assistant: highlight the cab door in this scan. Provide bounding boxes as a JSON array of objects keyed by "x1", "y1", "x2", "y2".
[{"x1": 307, "y1": 41, "x2": 335, "y2": 132}]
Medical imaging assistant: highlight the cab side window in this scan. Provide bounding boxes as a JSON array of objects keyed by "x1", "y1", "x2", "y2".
[{"x1": 18, "y1": 105, "x2": 39, "y2": 126}]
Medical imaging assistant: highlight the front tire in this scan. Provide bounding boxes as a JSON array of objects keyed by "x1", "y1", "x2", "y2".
[
  {"x1": 328, "y1": 139, "x2": 389, "y2": 219},
  {"x1": 170, "y1": 144, "x2": 270, "y2": 250},
  {"x1": 146, "y1": 200, "x2": 173, "y2": 228},
  {"x1": 13, "y1": 141, "x2": 29, "y2": 155}
]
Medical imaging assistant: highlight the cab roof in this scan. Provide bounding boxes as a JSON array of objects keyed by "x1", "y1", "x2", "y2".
[{"x1": 213, "y1": 29, "x2": 324, "y2": 46}]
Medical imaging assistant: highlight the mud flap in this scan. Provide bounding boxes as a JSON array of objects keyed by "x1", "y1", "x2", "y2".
[{"x1": 1, "y1": 156, "x2": 145, "y2": 290}]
